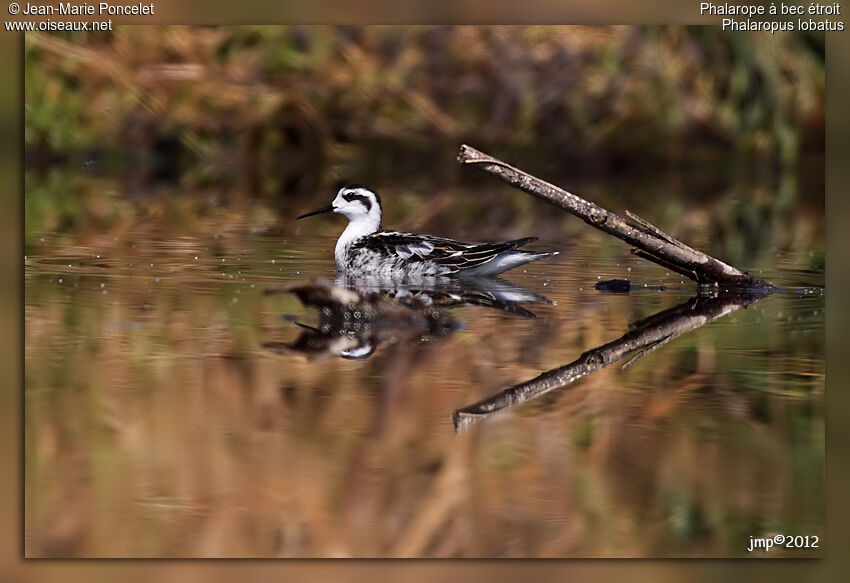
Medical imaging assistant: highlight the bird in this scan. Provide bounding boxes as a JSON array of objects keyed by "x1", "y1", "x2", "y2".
[{"x1": 297, "y1": 184, "x2": 558, "y2": 278}]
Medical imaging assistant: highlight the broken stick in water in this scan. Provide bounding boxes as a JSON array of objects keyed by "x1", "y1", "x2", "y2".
[{"x1": 457, "y1": 144, "x2": 773, "y2": 289}]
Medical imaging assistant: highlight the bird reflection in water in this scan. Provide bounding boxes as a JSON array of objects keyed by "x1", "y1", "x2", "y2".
[{"x1": 262, "y1": 276, "x2": 553, "y2": 360}]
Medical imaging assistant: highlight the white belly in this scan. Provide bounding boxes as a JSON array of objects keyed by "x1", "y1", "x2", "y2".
[{"x1": 341, "y1": 246, "x2": 452, "y2": 278}]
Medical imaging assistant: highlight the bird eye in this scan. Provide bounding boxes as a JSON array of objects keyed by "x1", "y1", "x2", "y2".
[{"x1": 338, "y1": 191, "x2": 372, "y2": 211}]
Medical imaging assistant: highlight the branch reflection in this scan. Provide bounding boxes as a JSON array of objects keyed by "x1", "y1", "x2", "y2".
[{"x1": 453, "y1": 290, "x2": 773, "y2": 431}]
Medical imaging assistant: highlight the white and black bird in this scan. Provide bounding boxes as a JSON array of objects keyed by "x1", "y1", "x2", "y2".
[{"x1": 297, "y1": 184, "x2": 558, "y2": 277}]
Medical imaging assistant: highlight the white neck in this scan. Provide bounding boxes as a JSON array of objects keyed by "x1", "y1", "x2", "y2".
[{"x1": 334, "y1": 213, "x2": 381, "y2": 270}]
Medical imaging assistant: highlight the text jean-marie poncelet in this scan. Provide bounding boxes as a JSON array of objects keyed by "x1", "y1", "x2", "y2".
[{"x1": 19, "y1": 2, "x2": 154, "y2": 15}]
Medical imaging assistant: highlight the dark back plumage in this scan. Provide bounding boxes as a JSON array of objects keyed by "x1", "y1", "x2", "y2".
[{"x1": 351, "y1": 231, "x2": 538, "y2": 273}]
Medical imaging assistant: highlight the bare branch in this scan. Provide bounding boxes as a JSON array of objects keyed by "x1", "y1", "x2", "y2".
[{"x1": 457, "y1": 145, "x2": 772, "y2": 288}]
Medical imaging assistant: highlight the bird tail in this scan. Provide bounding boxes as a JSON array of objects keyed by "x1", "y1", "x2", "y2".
[{"x1": 461, "y1": 249, "x2": 558, "y2": 277}]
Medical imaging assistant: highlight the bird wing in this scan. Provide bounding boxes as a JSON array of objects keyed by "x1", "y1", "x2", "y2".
[{"x1": 353, "y1": 231, "x2": 537, "y2": 272}]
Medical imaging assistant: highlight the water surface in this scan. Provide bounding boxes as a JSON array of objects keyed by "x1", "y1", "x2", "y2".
[{"x1": 25, "y1": 200, "x2": 824, "y2": 557}]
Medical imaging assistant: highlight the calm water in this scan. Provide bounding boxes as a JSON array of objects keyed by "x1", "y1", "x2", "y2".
[{"x1": 24, "y1": 181, "x2": 824, "y2": 558}]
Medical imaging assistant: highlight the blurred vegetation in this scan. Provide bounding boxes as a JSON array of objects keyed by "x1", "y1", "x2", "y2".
[
  {"x1": 26, "y1": 26, "x2": 824, "y2": 190},
  {"x1": 23, "y1": 26, "x2": 825, "y2": 558},
  {"x1": 24, "y1": 26, "x2": 825, "y2": 270}
]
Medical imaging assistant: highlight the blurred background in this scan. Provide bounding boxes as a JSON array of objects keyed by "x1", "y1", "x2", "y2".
[
  {"x1": 25, "y1": 25, "x2": 824, "y2": 256},
  {"x1": 24, "y1": 26, "x2": 824, "y2": 558}
]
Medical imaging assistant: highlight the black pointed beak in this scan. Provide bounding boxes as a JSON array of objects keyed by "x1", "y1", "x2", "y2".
[{"x1": 297, "y1": 204, "x2": 335, "y2": 220}]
